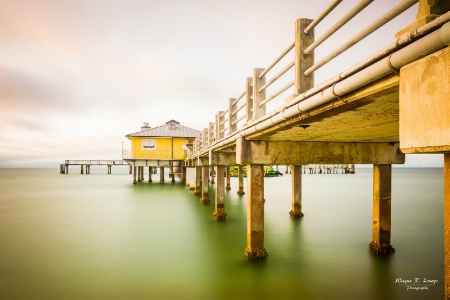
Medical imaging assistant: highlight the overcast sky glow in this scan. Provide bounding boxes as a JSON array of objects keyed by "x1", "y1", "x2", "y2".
[{"x1": 0, "y1": 0, "x2": 444, "y2": 168}]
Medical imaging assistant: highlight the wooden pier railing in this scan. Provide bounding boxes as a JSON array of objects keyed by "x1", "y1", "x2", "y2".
[{"x1": 60, "y1": 160, "x2": 130, "y2": 174}]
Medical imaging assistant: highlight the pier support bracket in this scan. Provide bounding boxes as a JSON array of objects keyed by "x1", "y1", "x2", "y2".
[{"x1": 236, "y1": 139, "x2": 405, "y2": 165}]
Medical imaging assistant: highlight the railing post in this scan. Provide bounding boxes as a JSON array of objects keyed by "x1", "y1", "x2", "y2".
[
  {"x1": 216, "y1": 111, "x2": 224, "y2": 141},
  {"x1": 294, "y1": 18, "x2": 314, "y2": 98},
  {"x1": 202, "y1": 129, "x2": 207, "y2": 150},
  {"x1": 228, "y1": 98, "x2": 237, "y2": 134},
  {"x1": 245, "y1": 77, "x2": 253, "y2": 123},
  {"x1": 209, "y1": 122, "x2": 214, "y2": 146},
  {"x1": 252, "y1": 69, "x2": 266, "y2": 120}
]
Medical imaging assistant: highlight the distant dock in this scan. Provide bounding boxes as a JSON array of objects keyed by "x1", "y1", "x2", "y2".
[{"x1": 60, "y1": 160, "x2": 131, "y2": 174}]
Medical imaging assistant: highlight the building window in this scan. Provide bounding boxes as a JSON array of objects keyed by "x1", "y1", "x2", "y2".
[{"x1": 142, "y1": 139, "x2": 156, "y2": 150}]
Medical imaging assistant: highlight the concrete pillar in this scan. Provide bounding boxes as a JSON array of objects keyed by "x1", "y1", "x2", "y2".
[
  {"x1": 148, "y1": 167, "x2": 152, "y2": 183},
  {"x1": 237, "y1": 165, "x2": 245, "y2": 195},
  {"x1": 210, "y1": 166, "x2": 215, "y2": 184},
  {"x1": 182, "y1": 166, "x2": 186, "y2": 183},
  {"x1": 444, "y1": 154, "x2": 450, "y2": 300},
  {"x1": 194, "y1": 166, "x2": 201, "y2": 195},
  {"x1": 369, "y1": 164, "x2": 395, "y2": 254},
  {"x1": 245, "y1": 164, "x2": 267, "y2": 259},
  {"x1": 160, "y1": 167, "x2": 164, "y2": 183},
  {"x1": 213, "y1": 165, "x2": 227, "y2": 220},
  {"x1": 225, "y1": 166, "x2": 231, "y2": 190},
  {"x1": 187, "y1": 167, "x2": 193, "y2": 189},
  {"x1": 289, "y1": 165, "x2": 304, "y2": 218},
  {"x1": 133, "y1": 166, "x2": 137, "y2": 184},
  {"x1": 201, "y1": 166, "x2": 210, "y2": 204}
]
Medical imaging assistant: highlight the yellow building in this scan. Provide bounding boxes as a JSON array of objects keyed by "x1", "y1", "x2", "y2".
[{"x1": 124, "y1": 119, "x2": 200, "y2": 166}]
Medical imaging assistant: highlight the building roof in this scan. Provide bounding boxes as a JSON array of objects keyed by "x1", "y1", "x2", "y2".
[{"x1": 126, "y1": 120, "x2": 201, "y2": 138}]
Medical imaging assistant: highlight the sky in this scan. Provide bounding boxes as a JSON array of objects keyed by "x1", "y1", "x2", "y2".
[{"x1": 0, "y1": 0, "x2": 444, "y2": 168}]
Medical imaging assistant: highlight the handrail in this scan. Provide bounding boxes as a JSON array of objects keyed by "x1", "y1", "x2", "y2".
[
  {"x1": 186, "y1": 0, "x2": 428, "y2": 159},
  {"x1": 259, "y1": 60, "x2": 295, "y2": 93},
  {"x1": 304, "y1": 0, "x2": 343, "y2": 34},
  {"x1": 232, "y1": 90, "x2": 246, "y2": 106},
  {"x1": 232, "y1": 102, "x2": 246, "y2": 115},
  {"x1": 304, "y1": 0, "x2": 418, "y2": 76},
  {"x1": 259, "y1": 41, "x2": 295, "y2": 79},
  {"x1": 304, "y1": 0, "x2": 374, "y2": 55},
  {"x1": 232, "y1": 114, "x2": 246, "y2": 126},
  {"x1": 259, "y1": 80, "x2": 294, "y2": 107}
]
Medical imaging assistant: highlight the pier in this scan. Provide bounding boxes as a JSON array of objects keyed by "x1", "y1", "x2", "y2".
[
  {"x1": 60, "y1": 1, "x2": 450, "y2": 297},
  {"x1": 60, "y1": 160, "x2": 131, "y2": 174},
  {"x1": 178, "y1": 1, "x2": 449, "y2": 297}
]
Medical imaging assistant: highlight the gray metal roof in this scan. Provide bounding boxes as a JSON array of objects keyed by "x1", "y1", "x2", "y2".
[{"x1": 126, "y1": 120, "x2": 201, "y2": 138}]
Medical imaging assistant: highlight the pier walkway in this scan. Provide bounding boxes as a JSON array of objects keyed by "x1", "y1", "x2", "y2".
[
  {"x1": 179, "y1": 1, "x2": 450, "y2": 297},
  {"x1": 60, "y1": 160, "x2": 130, "y2": 174}
]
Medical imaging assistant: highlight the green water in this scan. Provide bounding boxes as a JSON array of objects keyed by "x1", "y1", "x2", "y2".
[{"x1": 0, "y1": 167, "x2": 444, "y2": 299}]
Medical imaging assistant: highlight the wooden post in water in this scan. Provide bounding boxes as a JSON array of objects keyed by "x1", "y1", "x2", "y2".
[
  {"x1": 225, "y1": 166, "x2": 231, "y2": 190},
  {"x1": 245, "y1": 164, "x2": 267, "y2": 259},
  {"x1": 194, "y1": 166, "x2": 201, "y2": 195},
  {"x1": 159, "y1": 167, "x2": 164, "y2": 183},
  {"x1": 133, "y1": 166, "x2": 137, "y2": 184},
  {"x1": 129, "y1": 166, "x2": 132, "y2": 174},
  {"x1": 444, "y1": 153, "x2": 450, "y2": 300},
  {"x1": 289, "y1": 165, "x2": 304, "y2": 218},
  {"x1": 201, "y1": 166, "x2": 210, "y2": 204},
  {"x1": 108, "y1": 165, "x2": 112, "y2": 175},
  {"x1": 237, "y1": 165, "x2": 245, "y2": 195},
  {"x1": 148, "y1": 167, "x2": 152, "y2": 183},
  {"x1": 181, "y1": 166, "x2": 186, "y2": 183},
  {"x1": 369, "y1": 164, "x2": 394, "y2": 254},
  {"x1": 81, "y1": 165, "x2": 84, "y2": 174},
  {"x1": 213, "y1": 165, "x2": 227, "y2": 220},
  {"x1": 65, "y1": 164, "x2": 68, "y2": 174}
]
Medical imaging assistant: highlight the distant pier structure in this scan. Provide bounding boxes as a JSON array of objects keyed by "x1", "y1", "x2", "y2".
[
  {"x1": 123, "y1": 120, "x2": 201, "y2": 184},
  {"x1": 60, "y1": 160, "x2": 130, "y2": 174}
]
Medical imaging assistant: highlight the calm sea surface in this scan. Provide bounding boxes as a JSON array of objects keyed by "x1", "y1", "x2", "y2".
[{"x1": 0, "y1": 167, "x2": 444, "y2": 300}]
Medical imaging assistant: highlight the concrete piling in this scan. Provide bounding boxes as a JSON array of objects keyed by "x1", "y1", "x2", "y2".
[
  {"x1": 289, "y1": 165, "x2": 304, "y2": 218},
  {"x1": 245, "y1": 164, "x2": 267, "y2": 259},
  {"x1": 201, "y1": 166, "x2": 210, "y2": 204},
  {"x1": 369, "y1": 164, "x2": 394, "y2": 255},
  {"x1": 213, "y1": 165, "x2": 227, "y2": 220}
]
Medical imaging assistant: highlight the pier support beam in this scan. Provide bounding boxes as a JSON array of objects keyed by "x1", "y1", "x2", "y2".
[
  {"x1": 65, "y1": 164, "x2": 68, "y2": 174},
  {"x1": 210, "y1": 166, "x2": 215, "y2": 184},
  {"x1": 148, "y1": 167, "x2": 152, "y2": 183},
  {"x1": 225, "y1": 166, "x2": 231, "y2": 190},
  {"x1": 160, "y1": 167, "x2": 164, "y2": 183},
  {"x1": 369, "y1": 164, "x2": 394, "y2": 255},
  {"x1": 213, "y1": 165, "x2": 227, "y2": 220},
  {"x1": 133, "y1": 166, "x2": 137, "y2": 184},
  {"x1": 182, "y1": 166, "x2": 186, "y2": 183},
  {"x1": 289, "y1": 165, "x2": 304, "y2": 218},
  {"x1": 237, "y1": 165, "x2": 245, "y2": 195},
  {"x1": 81, "y1": 165, "x2": 84, "y2": 174},
  {"x1": 194, "y1": 166, "x2": 201, "y2": 196},
  {"x1": 245, "y1": 164, "x2": 267, "y2": 259},
  {"x1": 445, "y1": 154, "x2": 450, "y2": 300},
  {"x1": 201, "y1": 166, "x2": 210, "y2": 204}
]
